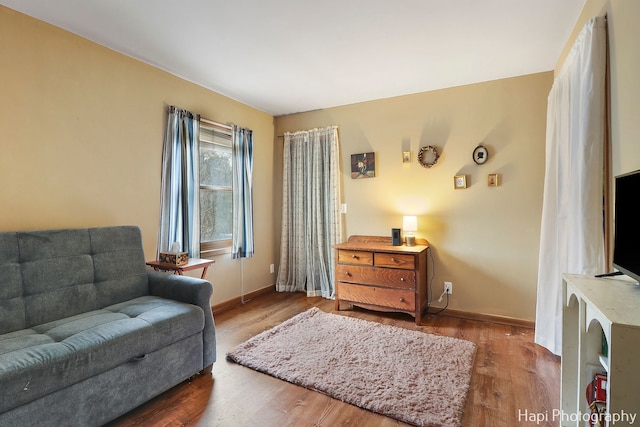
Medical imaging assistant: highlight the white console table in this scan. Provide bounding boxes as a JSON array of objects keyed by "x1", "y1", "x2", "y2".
[{"x1": 562, "y1": 273, "x2": 640, "y2": 426}]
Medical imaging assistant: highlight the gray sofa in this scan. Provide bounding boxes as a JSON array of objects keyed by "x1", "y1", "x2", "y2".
[{"x1": 0, "y1": 226, "x2": 216, "y2": 426}]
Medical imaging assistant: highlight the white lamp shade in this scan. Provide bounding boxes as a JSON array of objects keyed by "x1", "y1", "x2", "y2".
[{"x1": 402, "y1": 215, "x2": 418, "y2": 232}]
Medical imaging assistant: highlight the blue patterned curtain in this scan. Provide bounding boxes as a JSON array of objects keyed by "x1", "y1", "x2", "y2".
[
  {"x1": 158, "y1": 106, "x2": 201, "y2": 258},
  {"x1": 231, "y1": 125, "x2": 254, "y2": 258}
]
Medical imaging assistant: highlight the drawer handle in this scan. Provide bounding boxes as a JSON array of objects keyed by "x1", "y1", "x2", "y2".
[
  {"x1": 345, "y1": 271, "x2": 352, "y2": 277},
  {"x1": 390, "y1": 257, "x2": 396, "y2": 262},
  {"x1": 352, "y1": 254, "x2": 359, "y2": 259},
  {"x1": 400, "y1": 277, "x2": 405, "y2": 282},
  {"x1": 399, "y1": 297, "x2": 405, "y2": 302}
]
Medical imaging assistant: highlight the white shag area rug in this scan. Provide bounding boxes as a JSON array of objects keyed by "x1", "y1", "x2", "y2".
[{"x1": 226, "y1": 307, "x2": 477, "y2": 427}]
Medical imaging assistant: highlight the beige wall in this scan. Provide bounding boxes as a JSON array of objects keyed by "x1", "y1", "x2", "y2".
[
  {"x1": 275, "y1": 73, "x2": 552, "y2": 321},
  {"x1": 273, "y1": 0, "x2": 640, "y2": 323},
  {"x1": 557, "y1": 0, "x2": 640, "y2": 177},
  {"x1": 3, "y1": 0, "x2": 638, "y2": 321},
  {"x1": 603, "y1": 0, "x2": 640, "y2": 176},
  {"x1": 0, "y1": 6, "x2": 277, "y2": 306}
]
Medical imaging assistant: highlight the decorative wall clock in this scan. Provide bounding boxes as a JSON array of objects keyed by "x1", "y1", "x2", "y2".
[
  {"x1": 418, "y1": 145, "x2": 439, "y2": 168},
  {"x1": 472, "y1": 144, "x2": 489, "y2": 165}
]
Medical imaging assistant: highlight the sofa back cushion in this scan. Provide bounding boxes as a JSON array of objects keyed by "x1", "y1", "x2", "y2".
[
  {"x1": 0, "y1": 226, "x2": 149, "y2": 334},
  {"x1": 0, "y1": 233, "x2": 23, "y2": 334}
]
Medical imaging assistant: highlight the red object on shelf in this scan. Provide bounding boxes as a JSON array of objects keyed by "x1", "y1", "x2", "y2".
[{"x1": 594, "y1": 373, "x2": 607, "y2": 402}]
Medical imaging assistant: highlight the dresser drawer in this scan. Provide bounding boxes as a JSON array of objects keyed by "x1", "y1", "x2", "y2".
[
  {"x1": 335, "y1": 264, "x2": 415, "y2": 289},
  {"x1": 338, "y1": 250, "x2": 373, "y2": 266},
  {"x1": 337, "y1": 282, "x2": 415, "y2": 311},
  {"x1": 374, "y1": 252, "x2": 415, "y2": 270}
]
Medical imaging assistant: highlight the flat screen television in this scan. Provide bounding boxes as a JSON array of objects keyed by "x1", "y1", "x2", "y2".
[{"x1": 611, "y1": 169, "x2": 640, "y2": 283}]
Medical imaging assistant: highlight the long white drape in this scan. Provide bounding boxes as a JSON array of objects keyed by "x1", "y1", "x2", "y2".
[
  {"x1": 276, "y1": 126, "x2": 343, "y2": 298},
  {"x1": 535, "y1": 17, "x2": 607, "y2": 356}
]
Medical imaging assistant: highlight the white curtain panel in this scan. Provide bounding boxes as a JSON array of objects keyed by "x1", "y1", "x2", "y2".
[
  {"x1": 276, "y1": 126, "x2": 343, "y2": 298},
  {"x1": 535, "y1": 17, "x2": 607, "y2": 356}
]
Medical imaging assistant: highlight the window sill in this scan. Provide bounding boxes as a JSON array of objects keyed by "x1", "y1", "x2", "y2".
[{"x1": 200, "y1": 247, "x2": 231, "y2": 258}]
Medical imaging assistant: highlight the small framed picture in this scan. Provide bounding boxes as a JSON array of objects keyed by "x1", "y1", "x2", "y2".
[
  {"x1": 351, "y1": 152, "x2": 375, "y2": 179},
  {"x1": 488, "y1": 173, "x2": 499, "y2": 187},
  {"x1": 402, "y1": 151, "x2": 411, "y2": 163},
  {"x1": 454, "y1": 175, "x2": 467, "y2": 189}
]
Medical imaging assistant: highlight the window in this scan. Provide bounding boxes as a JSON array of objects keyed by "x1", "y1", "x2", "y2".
[{"x1": 199, "y1": 120, "x2": 233, "y2": 256}]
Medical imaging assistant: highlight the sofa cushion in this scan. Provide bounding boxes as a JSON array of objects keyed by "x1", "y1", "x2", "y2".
[
  {"x1": 0, "y1": 233, "x2": 26, "y2": 335},
  {"x1": 0, "y1": 226, "x2": 150, "y2": 336},
  {"x1": 90, "y1": 226, "x2": 150, "y2": 307},
  {"x1": 0, "y1": 296, "x2": 204, "y2": 413},
  {"x1": 18, "y1": 229, "x2": 97, "y2": 327}
]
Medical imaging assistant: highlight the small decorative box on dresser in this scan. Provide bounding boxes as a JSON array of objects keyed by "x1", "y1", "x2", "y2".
[{"x1": 333, "y1": 235, "x2": 429, "y2": 325}]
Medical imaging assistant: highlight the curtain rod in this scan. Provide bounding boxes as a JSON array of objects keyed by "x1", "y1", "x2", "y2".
[
  {"x1": 277, "y1": 125, "x2": 338, "y2": 138},
  {"x1": 201, "y1": 117, "x2": 232, "y2": 130}
]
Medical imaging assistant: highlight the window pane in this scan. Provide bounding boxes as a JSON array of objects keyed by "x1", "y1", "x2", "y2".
[
  {"x1": 200, "y1": 143, "x2": 232, "y2": 187},
  {"x1": 200, "y1": 188, "x2": 232, "y2": 243}
]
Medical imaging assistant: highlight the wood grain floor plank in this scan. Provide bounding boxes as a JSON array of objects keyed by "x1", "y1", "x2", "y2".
[{"x1": 107, "y1": 291, "x2": 560, "y2": 427}]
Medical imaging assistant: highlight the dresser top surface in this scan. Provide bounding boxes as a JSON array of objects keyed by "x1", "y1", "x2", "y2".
[{"x1": 334, "y1": 235, "x2": 428, "y2": 254}]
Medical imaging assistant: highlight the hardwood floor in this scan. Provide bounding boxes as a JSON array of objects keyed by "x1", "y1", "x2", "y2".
[{"x1": 107, "y1": 291, "x2": 560, "y2": 427}]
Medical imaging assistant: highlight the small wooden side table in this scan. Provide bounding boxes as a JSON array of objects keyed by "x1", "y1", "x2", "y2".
[{"x1": 146, "y1": 258, "x2": 215, "y2": 279}]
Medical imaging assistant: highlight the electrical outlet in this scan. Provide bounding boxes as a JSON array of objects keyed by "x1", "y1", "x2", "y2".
[{"x1": 444, "y1": 281, "x2": 453, "y2": 295}]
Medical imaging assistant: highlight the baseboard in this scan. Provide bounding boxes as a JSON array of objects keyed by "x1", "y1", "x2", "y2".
[
  {"x1": 433, "y1": 308, "x2": 535, "y2": 329},
  {"x1": 213, "y1": 287, "x2": 535, "y2": 329},
  {"x1": 211, "y1": 285, "x2": 276, "y2": 314}
]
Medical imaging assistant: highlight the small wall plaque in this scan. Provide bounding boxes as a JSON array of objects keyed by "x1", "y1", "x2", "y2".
[
  {"x1": 454, "y1": 175, "x2": 467, "y2": 189},
  {"x1": 402, "y1": 151, "x2": 411, "y2": 163}
]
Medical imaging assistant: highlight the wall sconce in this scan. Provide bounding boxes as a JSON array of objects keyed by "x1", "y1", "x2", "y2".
[{"x1": 403, "y1": 215, "x2": 418, "y2": 246}]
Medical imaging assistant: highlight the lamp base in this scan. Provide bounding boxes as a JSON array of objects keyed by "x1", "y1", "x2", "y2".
[{"x1": 405, "y1": 235, "x2": 416, "y2": 246}]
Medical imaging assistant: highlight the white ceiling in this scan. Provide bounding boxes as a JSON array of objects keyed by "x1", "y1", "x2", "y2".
[{"x1": 2, "y1": 0, "x2": 585, "y2": 116}]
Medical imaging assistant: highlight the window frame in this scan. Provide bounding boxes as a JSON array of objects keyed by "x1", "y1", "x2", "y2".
[{"x1": 199, "y1": 119, "x2": 233, "y2": 258}]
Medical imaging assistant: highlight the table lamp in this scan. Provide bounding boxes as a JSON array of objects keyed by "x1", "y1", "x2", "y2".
[{"x1": 403, "y1": 215, "x2": 418, "y2": 246}]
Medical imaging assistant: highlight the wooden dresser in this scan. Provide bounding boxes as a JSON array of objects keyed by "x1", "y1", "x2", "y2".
[{"x1": 334, "y1": 235, "x2": 429, "y2": 325}]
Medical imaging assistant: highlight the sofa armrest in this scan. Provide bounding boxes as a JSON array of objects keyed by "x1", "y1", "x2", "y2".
[
  {"x1": 147, "y1": 270, "x2": 216, "y2": 369},
  {"x1": 147, "y1": 270, "x2": 212, "y2": 307}
]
